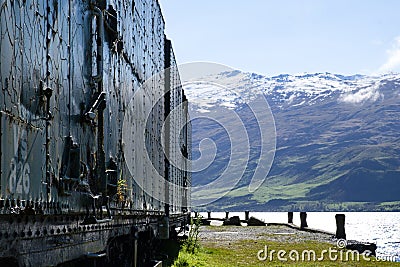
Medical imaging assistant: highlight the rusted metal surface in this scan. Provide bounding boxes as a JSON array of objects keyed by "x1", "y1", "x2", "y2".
[{"x1": 0, "y1": 0, "x2": 191, "y2": 265}]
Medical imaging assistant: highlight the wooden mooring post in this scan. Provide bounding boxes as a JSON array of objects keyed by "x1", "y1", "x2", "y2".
[
  {"x1": 225, "y1": 211, "x2": 229, "y2": 219},
  {"x1": 300, "y1": 212, "x2": 308, "y2": 228},
  {"x1": 288, "y1": 212, "x2": 293, "y2": 224},
  {"x1": 335, "y1": 214, "x2": 346, "y2": 239},
  {"x1": 245, "y1": 211, "x2": 250, "y2": 221},
  {"x1": 207, "y1": 211, "x2": 211, "y2": 219}
]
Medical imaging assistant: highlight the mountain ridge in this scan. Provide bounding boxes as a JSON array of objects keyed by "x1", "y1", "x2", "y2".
[{"x1": 186, "y1": 71, "x2": 400, "y2": 211}]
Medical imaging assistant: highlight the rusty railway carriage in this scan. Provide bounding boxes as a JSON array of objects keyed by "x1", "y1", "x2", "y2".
[{"x1": 0, "y1": 0, "x2": 191, "y2": 266}]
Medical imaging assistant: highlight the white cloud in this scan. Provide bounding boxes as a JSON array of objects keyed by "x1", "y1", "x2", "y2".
[
  {"x1": 378, "y1": 37, "x2": 400, "y2": 73},
  {"x1": 339, "y1": 83, "x2": 382, "y2": 104}
]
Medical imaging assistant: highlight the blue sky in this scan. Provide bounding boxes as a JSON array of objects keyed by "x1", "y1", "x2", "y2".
[{"x1": 159, "y1": 0, "x2": 400, "y2": 76}]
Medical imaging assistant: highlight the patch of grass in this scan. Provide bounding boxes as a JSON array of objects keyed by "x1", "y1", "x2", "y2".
[
  {"x1": 249, "y1": 183, "x2": 314, "y2": 202},
  {"x1": 379, "y1": 201, "x2": 400, "y2": 209},
  {"x1": 170, "y1": 228, "x2": 400, "y2": 267},
  {"x1": 186, "y1": 239, "x2": 400, "y2": 267},
  {"x1": 171, "y1": 248, "x2": 212, "y2": 267}
]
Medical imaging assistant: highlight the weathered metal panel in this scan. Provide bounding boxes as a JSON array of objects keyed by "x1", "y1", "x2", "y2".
[
  {"x1": 0, "y1": 0, "x2": 47, "y2": 204},
  {"x1": 0, "y1": 0, "x2": 191, "y2": 264},
  {"x1": 98, "y1": 0, "x2": 165, "y2": 212}
]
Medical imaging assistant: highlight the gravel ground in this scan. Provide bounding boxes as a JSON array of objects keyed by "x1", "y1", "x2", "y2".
[{"x1": 199, "y1": 224, "x2": 337, "y2": 246}]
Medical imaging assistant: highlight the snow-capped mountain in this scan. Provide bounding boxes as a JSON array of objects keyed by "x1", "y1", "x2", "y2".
[
  {"x1": 186, "y1": 71, "x2": 400, "y2": 111},
  {"x1": 185, "y1": 71, "x2": 400, "y2": 211}
]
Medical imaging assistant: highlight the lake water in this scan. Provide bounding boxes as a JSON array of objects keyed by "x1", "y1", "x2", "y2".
[{"x1": 199, "y1": 212, "x2": 400, "y2": 260}]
